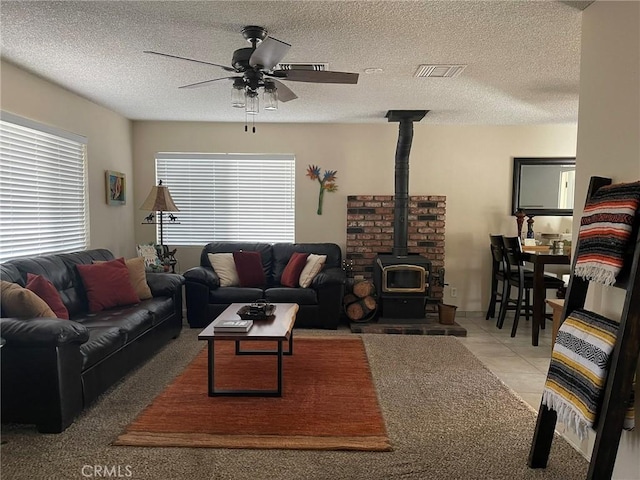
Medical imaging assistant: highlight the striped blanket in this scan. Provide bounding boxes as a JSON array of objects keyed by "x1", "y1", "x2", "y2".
[
  {"x1": 574, "y1": 181, "x2": 640, "y2": 285},
  {"x1": 542, "y1": 309, "x2": 635, "y2": 440}
]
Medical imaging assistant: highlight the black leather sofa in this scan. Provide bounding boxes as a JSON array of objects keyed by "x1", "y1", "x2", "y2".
[
  {"x1": 183, "y1": 242, "x2": 345, "y2": 329},
  {"x1": 0, "y1": 249, "x2": 184, "y2": 433}
]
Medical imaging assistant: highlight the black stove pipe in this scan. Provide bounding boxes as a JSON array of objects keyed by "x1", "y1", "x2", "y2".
[
  {"x1": 392, "y1": 120, "x2": 412, "y2": 257},
  {"x1": 386, "y1": 110, "x2": 428, "y2": 257}
]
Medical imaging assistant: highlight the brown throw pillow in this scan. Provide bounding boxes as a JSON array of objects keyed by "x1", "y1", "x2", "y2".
[
  {"x1": 25, "y1": 273, "x2": 69, "y2": 319},
  {"x1": 281, "y1": 252, "x2": 310, "y2": 287},
  {"x1": 77, "y1": 258, "x2": 140, "y2": 313},
  {"x1": 233, "y1": 251, "x2": 266, "y2": 287},
  {"x1": 125, "y1": 257, "x2": 153, "y2": 300},
  {"x1": 1, "y1": 280, "x2": 57, "y2": 318}
]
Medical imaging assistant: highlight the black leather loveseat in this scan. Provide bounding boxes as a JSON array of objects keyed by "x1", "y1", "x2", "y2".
[
  {"x1": 183, "y1": 242, "x2": 345, "y2": 329},
  {"x1": 0, "y1": 249, "x2": 184, "y2": 433}
]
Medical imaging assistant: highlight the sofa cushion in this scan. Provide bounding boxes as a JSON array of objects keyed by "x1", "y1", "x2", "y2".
[
  {"x1": 299, "y1": 254, "x2": 327, "y2": 288},
  {"x1": 210, "y1": 287, "x2": 264, "y2": 304},
  {"x1": 1, "y1": 280, "x2": 57, "y2": 318},
  {"x1": 207, "y1": 253, "x2": 239, "y2": 287},
  {"x1": 201, "y1": 242, "x2": 273, "y2": 283},
  {"x1": 25, "y1": 273, "x2": 70, "y2": 319},
  {"x1": 141, "y1": 297, "x2": 176, "y2": 325},
  {"x1": 57, "y1": 249, "x2": 115, "y2": 316},
  {"x1": 265, "y1": 287, "x2": 317, "y2": 305},
  {"x1": 76, "y1": 258, "x2": 140, "y2": 313},
  {"x1": 77, "y1": 306, "x2": 154, "y2": 342},
  {"x1": 281, "y1": 252, "x2": 309, "y2": 287},
  {"x1": 233, "y1": 250, "x2": 266, "y2": 287},
  {"x1": 79, "y1": 327, "x2": 127, "y2": 370}
]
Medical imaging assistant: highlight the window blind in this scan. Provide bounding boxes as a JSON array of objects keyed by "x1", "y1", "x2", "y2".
[
  {"x1": 155, "y1": 153, "x2": 295, "y2": 244},
  {"x1": 0, "y1": 112, "x2": 88, "y2": 262}
]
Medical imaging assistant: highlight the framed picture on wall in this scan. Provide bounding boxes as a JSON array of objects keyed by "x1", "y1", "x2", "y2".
[{"x1": 106, "y1": 170, "x2": 126, "y2": 205}]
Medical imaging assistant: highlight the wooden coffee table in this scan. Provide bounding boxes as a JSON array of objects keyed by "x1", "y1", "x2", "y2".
[{"x1": 198, "y1": 303, "x2": 298, "y2": 397}]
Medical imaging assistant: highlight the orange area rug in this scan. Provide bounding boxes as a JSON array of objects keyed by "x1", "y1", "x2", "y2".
[{"x1": 114, "y1": 336, "x2": 391, "y2": 451}]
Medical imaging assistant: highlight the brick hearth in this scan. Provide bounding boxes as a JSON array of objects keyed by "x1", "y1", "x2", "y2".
[{"x1": 346, "y1": 194, "x2": 446, "y2": 307}]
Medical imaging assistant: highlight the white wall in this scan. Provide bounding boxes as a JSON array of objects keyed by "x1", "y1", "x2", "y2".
[
  {"x1": 132, "y1": 121, "x2": 577, "y2": 311},
  {"x1": 569, "y1": 1, "x2": 640, "y2": 477},
  {"x1": 0, "y1": 60, "x2": 136, "y2": 258}
]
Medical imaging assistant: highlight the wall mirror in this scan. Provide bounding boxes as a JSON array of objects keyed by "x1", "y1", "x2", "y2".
[{"x1": 511, "y1": 157, "x2": 576, "y2": 216}]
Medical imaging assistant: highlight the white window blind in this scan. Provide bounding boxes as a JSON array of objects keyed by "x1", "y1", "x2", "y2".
[
  {"x1": 155, "y1": 153, "x2": 295, "y2": 244},
  {"x1": 0, "y1": 112, "x2": 88, "y2": 262}
]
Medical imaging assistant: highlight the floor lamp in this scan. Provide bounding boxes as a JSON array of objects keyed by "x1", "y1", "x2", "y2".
[{"x1": 140, "y1": 180, "x2": 180, "y2": 271}]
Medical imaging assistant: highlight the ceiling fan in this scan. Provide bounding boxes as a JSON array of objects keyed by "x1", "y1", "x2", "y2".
[{"x1": 144, "y1": 25, "x2": 359, "y2": 107}]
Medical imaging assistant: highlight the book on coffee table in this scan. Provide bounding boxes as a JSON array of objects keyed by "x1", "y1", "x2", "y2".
[{"x1": 212, "y1": 318, "x2": 253, "y2": 333}]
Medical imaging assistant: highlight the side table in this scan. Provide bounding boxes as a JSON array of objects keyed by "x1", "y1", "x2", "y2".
[{"x1": 546, "y1": 298, "x2": 564, "y2": 348}]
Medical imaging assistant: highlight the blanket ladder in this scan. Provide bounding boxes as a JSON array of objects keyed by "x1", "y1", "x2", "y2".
[{"x1": 528, "y1": 176, "x2": 640, "y2": 480}]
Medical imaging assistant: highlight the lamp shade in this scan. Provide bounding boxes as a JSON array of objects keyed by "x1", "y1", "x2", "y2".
[{"x1": 140, "y1": 180, "x2": 179, "y2": 212}]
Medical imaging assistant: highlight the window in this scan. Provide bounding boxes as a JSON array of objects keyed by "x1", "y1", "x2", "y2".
[
  {"x1": 0, "y1": 112, "x2": 88, "y2": 262},
  {"x1": 155, "y1": 153, "x2": 295, "y2": 244}
]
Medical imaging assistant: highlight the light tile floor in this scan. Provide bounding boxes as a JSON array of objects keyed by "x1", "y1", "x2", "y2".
[
  {"x1": 455, "y1": 313, "x2": 553, "y2": 412},
  {"x1": 454, "y1": 313, "x2": 589, "y2": 458}
]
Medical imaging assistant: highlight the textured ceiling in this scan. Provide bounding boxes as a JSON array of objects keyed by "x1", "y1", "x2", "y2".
[{"x1": 0, "y1": 1, "x2": 586, "y2": 125}]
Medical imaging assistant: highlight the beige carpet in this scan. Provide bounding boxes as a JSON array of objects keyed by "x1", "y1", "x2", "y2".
[
  {"x1": 115, "y1": 337, "x2": 391, "y2": 451},
  {"x1": 0, "y1": 328, "x2": 588, "y2": 480}
]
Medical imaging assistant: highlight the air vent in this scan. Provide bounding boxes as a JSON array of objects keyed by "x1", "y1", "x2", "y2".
[
  {"x1": 274, "y1": 63, "x2": 328, "y2": 71},
  {"x1": 414, "y1": 64, "x2": 467, "y2": 78}
]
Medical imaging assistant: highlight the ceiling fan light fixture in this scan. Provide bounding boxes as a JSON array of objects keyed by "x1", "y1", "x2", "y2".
[
  {"x1": 231, "y1": 78, "x2": 246, "y2": 108},
  {"x1": 146, "y1": 26, "x2": 358, "y2": 130},
  {"x1": 263, "y1": 82, "x2": 278, "y2": 111},
  {"x1": 231, "y1": 87, "x2": 246, "y2": 108},
  {"x1": 245, "y1": 90, "x2": 259, "y2": 115}
]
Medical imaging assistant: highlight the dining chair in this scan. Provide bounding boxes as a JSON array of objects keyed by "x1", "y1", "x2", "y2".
[
  {"x1": 497, "y1": 236, "x2": 564, "y2": 337},
  {"x1": 485, "y1": 235, "x2": 507, "y2": 320}
]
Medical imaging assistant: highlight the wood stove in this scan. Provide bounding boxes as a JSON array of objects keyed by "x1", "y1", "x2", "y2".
[
  {"x1": 374, "y1": 254, "x2": 434, "y2": 319},
  {"x1": 373, "y1": 110, "x2": 441, "y2": 322},
  {"x1": 380, "y1": 262, "x2": 426, "y2": 293}
]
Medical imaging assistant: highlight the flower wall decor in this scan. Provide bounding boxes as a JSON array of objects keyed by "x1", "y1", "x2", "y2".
[{"x1": 306, "y1": 165, "x2": 338, "y2": 215}]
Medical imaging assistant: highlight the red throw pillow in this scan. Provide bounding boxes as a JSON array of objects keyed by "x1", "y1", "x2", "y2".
[
  {"x1": 25, "y1": 273, "x2": 69, "y2": 319},
  {"x1": 76, "y1": 258, "x2": 140, "y2": 313},
  {"x1": 281, "y1": 252, "x2": 310, "y2": 287},
  {"x1": 232, "y1": 251, "x2": 265, "y2": 287}
]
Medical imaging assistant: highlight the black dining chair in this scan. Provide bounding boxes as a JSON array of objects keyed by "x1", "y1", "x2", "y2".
[
  {"x1": 485, "y1": 235, "x2": 507, "y2": 320},
  {"x1": 497, "y1": 236, "x2": 565, "y2": 337}
]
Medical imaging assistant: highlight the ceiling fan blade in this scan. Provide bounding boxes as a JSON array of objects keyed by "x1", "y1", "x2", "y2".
[
  {"x1": 271, "y1": 79, "x2": 298, "y2": 102},
  {"x1": 178, "y1": 77, "x2": 237, "y2": 89},
  {"x1": 249, "y1": 37, "x2": 291, "y2": 70},
  {"x1": 272, "y1": 69, "x2": 359, "y2": 84},
  {"x1": 144, "y1": 51, "x2": 235, "y2": 72}
]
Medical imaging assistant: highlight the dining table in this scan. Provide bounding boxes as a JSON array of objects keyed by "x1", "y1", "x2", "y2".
[{"x1": 520, "y1": 246, "x2": 571, "y2": 346}]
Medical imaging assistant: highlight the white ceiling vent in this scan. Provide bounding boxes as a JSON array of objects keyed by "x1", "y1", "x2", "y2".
[
  {"x1": 274, "y1": 63, "x2": 329, "y2": 71},
  {"x1": 414, "y1": 64, "x2": 467, "y2": 78}
]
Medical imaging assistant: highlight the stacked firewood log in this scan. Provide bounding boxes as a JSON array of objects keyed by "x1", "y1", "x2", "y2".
[{"x1": 343, "y1": 279, "x2": 377, "y2": 322}]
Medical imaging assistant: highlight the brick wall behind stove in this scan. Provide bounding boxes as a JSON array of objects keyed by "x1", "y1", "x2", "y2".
[{"x1": 346, "y1": 195, "x2": 446, "y2": 302}]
